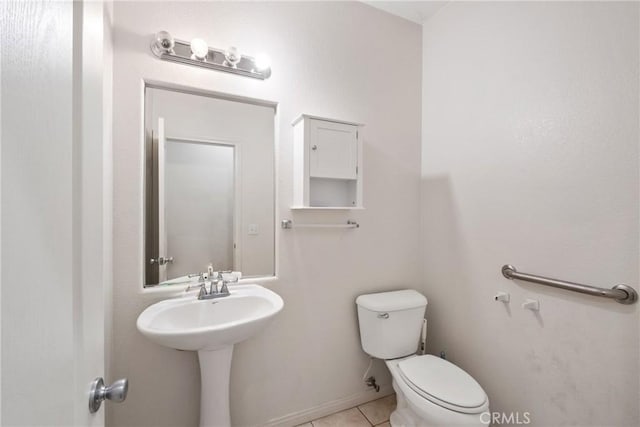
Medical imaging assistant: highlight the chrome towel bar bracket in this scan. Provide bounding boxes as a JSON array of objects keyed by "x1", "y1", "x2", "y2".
[{"x1": 501, "y1": 264, "x2": 637, "y2": 305}]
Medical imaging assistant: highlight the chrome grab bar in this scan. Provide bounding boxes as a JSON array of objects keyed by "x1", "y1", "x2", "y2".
[{"x1": 501, "y1": 264, "x2": 638, "y2": 305}]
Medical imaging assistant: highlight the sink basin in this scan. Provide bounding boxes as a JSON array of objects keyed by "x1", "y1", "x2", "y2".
[
  {"x1": 137, "y1": 284, "x2": 284, "y2": 427},
  {"x1": 137, "y1": 284, "x2": 283, "y2": 351}
]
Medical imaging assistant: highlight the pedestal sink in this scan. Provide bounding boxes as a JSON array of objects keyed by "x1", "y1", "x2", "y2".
[{"x1": 137, "y1": 284, "x2": 284, "y2": 427}]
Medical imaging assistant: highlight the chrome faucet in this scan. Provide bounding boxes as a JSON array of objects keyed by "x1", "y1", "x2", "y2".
[{"x1": 197, "y1": 270, "x2": 234, "y2": 300}]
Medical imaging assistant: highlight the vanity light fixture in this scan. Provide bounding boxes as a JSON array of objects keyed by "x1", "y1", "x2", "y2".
[{"x1": 150, "y1": 31, "x2": 272, "y2": 80}]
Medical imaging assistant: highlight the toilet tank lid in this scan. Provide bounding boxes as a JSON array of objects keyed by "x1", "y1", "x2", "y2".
[{"x1": 356, "y1": 290, "x2": 427, "y2": 312}]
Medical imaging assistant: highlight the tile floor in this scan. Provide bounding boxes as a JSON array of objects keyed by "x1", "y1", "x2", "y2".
[{"x1": 297, "y1": 394, "x2": 396, "y2": 427}]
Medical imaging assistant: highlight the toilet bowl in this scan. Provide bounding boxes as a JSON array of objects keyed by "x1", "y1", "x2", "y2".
[
  {"x1": 356, "y1": 290, "x2": 490, "y2": 427},
  {"x1": 386, "y1": 355, "x2": 489, "y2": 426}
]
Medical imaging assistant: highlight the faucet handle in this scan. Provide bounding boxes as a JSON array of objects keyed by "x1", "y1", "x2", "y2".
[
  {"x1": 185, "y1": 281, "x2": 203, "y2": 293},
  {"x1": 219, "y1": 282, "x2": 230, "y2": 295},
  {"x1": 198, "y1": 284, "x2": 208, "y2": 299},
  {"x1": 187, "y1": 272, "x2": 206, "y2": 281},
  {"x1": 221, "y1": 271, "x2": 239, "y2": 283},
  {"x1": 219, "y1": 274, "x2": 238, "y2": 295}
]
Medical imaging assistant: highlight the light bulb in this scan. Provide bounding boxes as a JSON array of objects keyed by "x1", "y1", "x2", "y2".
[
  {"x1": 190, "y1": 38, "x2": 209, "y2": 61},
  {"x1": 224, "y1": 46, "x2": 242, "y2": 68},
  {"x1": 254, "y1": 53, "x2": 271, "y2": 71},
  {"x1": 151, "y1": 31, "x2": 174, "y2": 57}
]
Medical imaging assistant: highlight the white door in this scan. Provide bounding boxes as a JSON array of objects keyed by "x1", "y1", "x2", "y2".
[
  {"x1": 309, "y1": 119, "x2": 358, "y2": 179},
  {"x1": 1, "y1": 1, "x2": 115, "y2": 425},
  {"x1": 163, "y1": 138, "x2": 237, "y2": 278}
]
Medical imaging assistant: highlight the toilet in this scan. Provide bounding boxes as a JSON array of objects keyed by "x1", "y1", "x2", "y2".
[{"x1": 356, "y1": 290, "x2": 489, "y2": 426}]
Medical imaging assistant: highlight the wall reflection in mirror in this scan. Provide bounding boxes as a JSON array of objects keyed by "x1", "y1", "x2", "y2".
[{"x1": 144, "y1": 86, "x2": 275, "y2": 286}]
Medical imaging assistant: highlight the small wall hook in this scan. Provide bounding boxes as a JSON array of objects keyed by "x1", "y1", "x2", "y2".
[
  {"x1": 494, "y1": 292, "x2": 510, "y2": 303},
  {"x1": 522, "y1": 298, "x2": 540, "y2": 311}
]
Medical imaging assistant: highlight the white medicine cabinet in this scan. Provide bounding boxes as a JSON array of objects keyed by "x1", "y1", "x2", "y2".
[{"x1": 292, "y1": 114, "x2": 364, "y2": 209}]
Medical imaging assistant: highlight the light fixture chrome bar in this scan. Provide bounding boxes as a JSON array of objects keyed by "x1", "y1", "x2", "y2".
[
  {"x1": 281, "y1": 219, "x2": 359, "y2": 229},
  {"x1": 501, "y1": 264, "x2": 637, "y2": 304},
  {"x1": 152, "y1": 37, "x2": 271, "y2": 80}
]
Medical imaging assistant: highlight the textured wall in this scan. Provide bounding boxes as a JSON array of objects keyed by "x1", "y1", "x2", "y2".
[
  {"x1": 110, "y1": 2, "x2": 422, "y2": 426},
  {"x1": 421, "y1": 2, "x2": 639, "y2": 426}
]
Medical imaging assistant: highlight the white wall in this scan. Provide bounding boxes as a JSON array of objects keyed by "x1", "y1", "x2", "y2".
[
  {"x1": 421, "y1": 2, "x2": 639, "y2": 426},
  {"x1": 110, "y1": 2, "x2": 422, "y2": 426}
]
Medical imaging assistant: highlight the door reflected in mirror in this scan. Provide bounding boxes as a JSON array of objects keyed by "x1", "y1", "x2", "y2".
[{"x1": 144, "y1": 86, "x2": 275, "y2": 286}]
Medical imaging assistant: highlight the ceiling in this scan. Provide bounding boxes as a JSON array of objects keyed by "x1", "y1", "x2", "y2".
[{"x1": 363, "y1": 1, "x2": 449, "y2": 24}]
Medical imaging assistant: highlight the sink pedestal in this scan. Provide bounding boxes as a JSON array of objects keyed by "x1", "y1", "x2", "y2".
[
  {"x1": 136, "y1": 285, "x2": 284, "y2": 427},
  {"x1": 198, "y1": 346, "x2": 234, "y2": 427}
]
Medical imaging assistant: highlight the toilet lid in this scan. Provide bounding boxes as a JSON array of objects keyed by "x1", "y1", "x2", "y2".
[{"x1": 398, "y1": 355, "x2": 487, "y2": 411}]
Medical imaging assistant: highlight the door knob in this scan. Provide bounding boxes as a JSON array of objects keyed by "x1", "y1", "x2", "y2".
[{"x1": 89, "y1": 377, "x2": 129, "y2": 413}]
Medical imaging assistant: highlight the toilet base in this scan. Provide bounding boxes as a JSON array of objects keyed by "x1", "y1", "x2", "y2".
[
  {"x1": 389, "y1": 379, "x2": 426, "y2": 427},
  {"x1": 386, "y1": 358, "x2": 489, "y2": 427}
]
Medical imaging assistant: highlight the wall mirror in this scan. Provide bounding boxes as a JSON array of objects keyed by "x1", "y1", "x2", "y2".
[{"x1": 144, "y1": 85, "x2": 276, "y2": 287}]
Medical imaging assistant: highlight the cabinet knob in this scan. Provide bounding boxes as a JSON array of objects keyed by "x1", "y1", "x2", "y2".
[{"x1": 311, "y1": 145, "x2": 317, "y2": 150}]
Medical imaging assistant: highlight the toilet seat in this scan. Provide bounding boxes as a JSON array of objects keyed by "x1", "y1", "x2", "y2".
[{"x1": 397, "y1": 355, "x2": 487, "y2": 414}]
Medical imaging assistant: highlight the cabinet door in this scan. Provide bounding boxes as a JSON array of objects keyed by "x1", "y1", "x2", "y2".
[{"x1": 309, "y1": 119, "x2": 358, "y2": 179}]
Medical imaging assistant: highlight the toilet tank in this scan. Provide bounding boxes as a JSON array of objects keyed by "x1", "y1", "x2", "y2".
[{"x1": 356, "y1": 290, "x2": 427, "y2": 360}]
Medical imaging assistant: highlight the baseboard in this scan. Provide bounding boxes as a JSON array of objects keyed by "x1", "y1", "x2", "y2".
[{"x1": 262, "y1": 385, "x2": 394, "y2": 427}]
